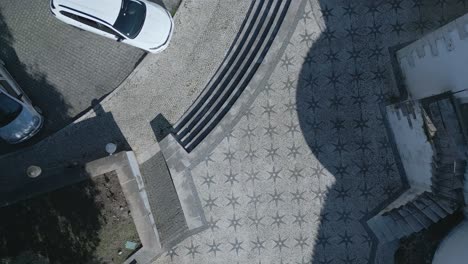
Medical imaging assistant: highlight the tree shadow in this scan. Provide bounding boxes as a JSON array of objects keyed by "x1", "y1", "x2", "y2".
[
  {"x1": 0, "y1": 170, "x2": 139, "y2": 264},
  {"x1": 0, "y1": 107, "x2": 130, "y2": 199},
  {"x1": 295, "y1": 0, "x2": 468, "y2": 263},
  {"x1": 0, "y1": 176, "x2": 103, "y2": 264},
  {"x1": 0, "y1": 6, "x2": 70, "y2": 154},
  {"x1": 0, "y1": 100, "x2": 131, "y2": 262},
  {"x1": 0, "y1": 4, "x2": 138, "y2": 262}
]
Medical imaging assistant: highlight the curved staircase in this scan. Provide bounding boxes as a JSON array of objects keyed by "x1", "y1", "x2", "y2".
[
  {"x1": 368, "y1": 97, "x2": 467, "y2": 242},
  {"x1": 172, "y1": 0, "x2": 291, "y2": 152}
]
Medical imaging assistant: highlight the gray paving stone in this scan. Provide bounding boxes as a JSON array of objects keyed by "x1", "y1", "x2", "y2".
[
  {"x1": 139, "y1": 149, "x2": 187, "y2": 245},
  {"x1": 151, "y1": 1, "x2": 468, "y2": 263},
  {"x1": 2, "y1": 0, "x2": 467, "y2": 262},
  {"x1": 0, "y1": 0, "x2": 144, "y2": 151}
]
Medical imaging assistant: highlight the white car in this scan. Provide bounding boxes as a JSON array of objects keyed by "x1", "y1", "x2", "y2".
[
  {"x1": 50, "y1": 0, "x2": 174, "y2": 53},
  {"x1": 0, "y1": 61, "x2": 44, "y2": 144}
]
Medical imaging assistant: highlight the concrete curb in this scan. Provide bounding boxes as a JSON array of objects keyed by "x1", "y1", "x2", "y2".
[
  {"x1": 138, "y1": 142, "x2": 208, "y2": 247},
  {"x1": 85, "y1": 152, "x2": 162, "y2": 264},
  {"x1": 159, "y1": 0, "x2": 306, "y2": 170}
]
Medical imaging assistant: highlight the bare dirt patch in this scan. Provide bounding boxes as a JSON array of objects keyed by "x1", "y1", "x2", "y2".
[{"x1": 0, "y1": 172, "x2": 140, "y2": 264}]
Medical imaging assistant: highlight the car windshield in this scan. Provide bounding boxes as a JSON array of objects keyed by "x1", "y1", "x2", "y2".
[
  {"x1": 113, "y1": 0, "x2": 146, "y2": 39},
  {"x1": 0, "y1": 92, "x2": 22, "y2": 128}
]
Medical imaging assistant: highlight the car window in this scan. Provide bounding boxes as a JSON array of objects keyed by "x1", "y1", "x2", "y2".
[
  {"x1": 0, "y1": 91, "x2": 22, "y2": 127},
  {"x1": 60, "y1": 11, "x2": 119, "y2": 36},
  {"x1": 113, "y1": 0, "x2": 146, "y2": 39},
  {"x1": 96, "y1": 22, "x2": 119, "y2": 35},
  {"x1": 0, "y1": 79, "x2": 20, "y2": 100}
]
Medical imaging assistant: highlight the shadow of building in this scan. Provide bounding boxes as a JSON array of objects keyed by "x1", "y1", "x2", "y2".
[{"x1": 295, "y1": 0, "x2": 468, "y2": 262}]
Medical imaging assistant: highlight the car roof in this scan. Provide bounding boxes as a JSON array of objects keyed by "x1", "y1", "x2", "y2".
[{"x1": 55, "y1": 0, "x2": 122, "y2": 25}]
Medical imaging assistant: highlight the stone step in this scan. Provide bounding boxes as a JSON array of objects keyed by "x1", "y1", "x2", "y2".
[
  {"x1": 419, "y1": 192, "x2": 449, "y2": 218},
  {"x1": 432, "y1": 170, "x2": 464, "y2": 183},
  {"x1": 432, "y1": 169, "x2": 465, "y2": 181},
  {"x1": 432, "y1": 177, "x2": 464, "y2": 190},
  {"x1": 173, "y1": 0, "x2": 292, "y2": 152},
  {"x1": 387, "y1": 209, "x2": 415, "y2": 236},
  {"x1": 432, "y1": 169, "x2": 465, "y2": 180},
  {"x1": 438, "y1": 99, "x2": 465, "y2": 131},
  {"x1": 377, "y1": 201, "x2": 432, "y2": 241},
  {"x1": 427, "y1": 99, "x2": 467, "y2": 151},
  {"x1": 395, "y1": 206, "x2": 425, "y2": 233},
  {"x1": 432, "y1": 178, "x2": 461, "y2": 190},
  {"x1": 432, "y1": 186, "x2": 463, "y2": 202},
  {"x1": 432, "y1": 159, "x2": 466, "y2": 172},
  {"x1": 368, "y1": 216, "x2": 399, "y2": 243},
  {"x1": 181, "y1": 0, "x2": 291, "y2": 152},
  {"x1": 405, "y1": 203, "x2": 433, "y2": 229},
  {"x1": 369, "y1": 191, "x2": 460, "y2": 243},
  {"x1": 173, "y1": 0, "x2": 265, "y2": 132},
  {"x1": 432, "y1": 169, "x2": 466, "y2": 181},
  {"x1": 379, "y1": 214, "x2": 406, "y2": 241},
  {"x1": 432, "y1": 172, "x2": 464, "y2": 184},
  {"x1": 433, "y1": 196, "x2": 459, "y2": 214},
  {"x1": 434, "y1": 133, "x2": 460, "y2": 143},
  {"x1": 412, "y1": 198, "x2": 442, "y2": 222},
  {"x1": 367, "y1": 217, "x2": 389, "y2": 242},
  {"x1": 433, "y1": 140, "x2": 457, "y2": 153},
  {"x1": 433, "y1": 155, "x2": 462, "y2": 166}
]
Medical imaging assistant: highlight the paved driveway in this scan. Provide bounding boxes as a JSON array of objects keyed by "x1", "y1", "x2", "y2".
[{"x1": 0, "y1": 0, "x2": 145, "y2": 153}]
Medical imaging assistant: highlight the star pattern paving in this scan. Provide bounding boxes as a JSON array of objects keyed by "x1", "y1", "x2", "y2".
[
  {"x1": 251, "y1": 236, "x2": 266, "y2": 255},
  {"x1": 153, "y1": 0, "x2": 468, "y2": 263},
  {"x1": 207, "y1": 240, "x2": 222, "y2": 256}
]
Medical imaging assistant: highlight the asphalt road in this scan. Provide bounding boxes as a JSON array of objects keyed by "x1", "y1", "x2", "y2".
[{"x1": 0, "y1": 0, "x2": 147, "y2": 154}]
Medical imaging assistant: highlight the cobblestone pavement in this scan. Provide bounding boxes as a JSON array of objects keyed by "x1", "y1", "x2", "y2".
[
  {"x1": 153, "y1": 0, "x2": 468, "y2": 263},
  {"x1": 0, "y1": 0, "x2": 144, "y2": 151}
]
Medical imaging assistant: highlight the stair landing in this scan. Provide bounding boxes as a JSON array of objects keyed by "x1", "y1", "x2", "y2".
[
  {"x1": 397, "y1": 12, "x2": 468, "y2": 101},
  {"x1": 386, "y1": 101, "x2": 434, "y2": 190}
]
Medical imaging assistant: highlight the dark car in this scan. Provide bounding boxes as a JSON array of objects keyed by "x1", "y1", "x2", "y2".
[{"x1": 0, "y1": 60, "x2": 43, "y2": 144}]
